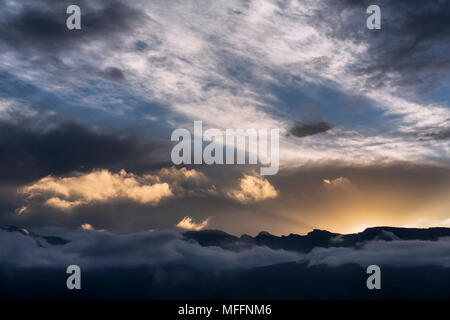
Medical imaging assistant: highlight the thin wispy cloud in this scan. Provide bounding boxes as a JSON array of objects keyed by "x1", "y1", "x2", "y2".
[{"x1": 1, "y1": 0, "x2": 448, "y2": 168}]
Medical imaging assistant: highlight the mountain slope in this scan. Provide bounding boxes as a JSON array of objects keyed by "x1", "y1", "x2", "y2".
[{"x1": 0, "y1": 225, "x2": 70, "y2": 247}]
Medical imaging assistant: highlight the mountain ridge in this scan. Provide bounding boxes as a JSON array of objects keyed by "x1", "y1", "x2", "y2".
[
  {"x1": 0, "y1": 225, "x2": 70, "y2": 247},
  {"x1": 183, "y1": 226, "x2": 450, "y2": 252},
  {"x1": 2, "y1": 224, "x2": 450, "y2": 253}
]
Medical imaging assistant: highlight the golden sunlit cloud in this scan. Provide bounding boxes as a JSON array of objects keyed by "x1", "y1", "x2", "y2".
[
  {"x1": 176, "y1": 216, "x2": 210, "y2": 231},
  {"x1": 155, "y1": 166, "x2": 216, "y2": 197},
  {"x1": 15, "y1": 206, "x2": 28, "y2": 216},
  {"x1": 45, "y1": 197, "x2": 82, "y2": 210},
  {"x1": 158, "y1": 166, "x2": 205, "y2": 180},
  {"x1": 20, "y1": 169, "x2": 173, "y2": 210},
  {"x1": 322, "y1": 177, "x2": 352, "y2": 189},
  {"x1": 228, "y1": 173, "x2": 278, "y2": 203},
  {"x1": 81, "y1": 223, "x2": 94, "y2": 231},
  {"x1": 81, "y1": 223, "x2": 104, "y2": 232}
]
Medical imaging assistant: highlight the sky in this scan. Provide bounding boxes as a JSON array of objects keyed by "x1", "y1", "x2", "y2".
[{"x1": 0, "y1": 0, "x2": 449, "y2": 235}]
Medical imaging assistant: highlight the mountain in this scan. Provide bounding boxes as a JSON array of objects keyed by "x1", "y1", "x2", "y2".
[
  {"x1": 183, "y1": 226, "x2": 450, "y2": 253},
  {"x1": 0, "y1": 225, "x2": 70, "y2": 247},
  {"x1": 1, "y1": 225, "x2": 450, "y2": 299},
  {"x1": 3, "y1": 224, "x2": 449, "y2": 252}
]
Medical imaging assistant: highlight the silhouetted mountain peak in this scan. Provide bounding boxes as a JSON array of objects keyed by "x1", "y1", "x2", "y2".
[
  {"x1": 188, "y1": 229, "x2": 230, "y2": 236},
  {"x1": 4, "y1": 225, "x2": 450, "y2": 255},
  {"x1": 307, "y1": 229, "x2": 338, "y2": 237},
  {"x1": 240, "y1": 234, "x2": 253, "y2": 240},
  {"x1": 0, "y1": 225, "x2": 30, "y2": 235},
  {"x1": 0, "y1": 225, "x2": 70, "y2": 246},
  {"x1": 183, "y1": 226, "x2": 450, "y2": 253},
  {"x1": 257, "y1": 231, "x2": 273, "y2": 237}
]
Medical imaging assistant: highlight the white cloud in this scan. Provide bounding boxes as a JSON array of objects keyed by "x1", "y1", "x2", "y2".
[
  {"x1": 2, "y1": 0, "x2": 449, "y2": 168},
  {"x1": 0, "y1": 99, "x2": 37, "y2": 121}
]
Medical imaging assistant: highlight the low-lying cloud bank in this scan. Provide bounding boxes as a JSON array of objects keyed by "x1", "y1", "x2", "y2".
[
  {"x1": 1, "y1": 228, "x2": 450, "y2": 270},
  {"x1": 0, "y1": 228, "x2": 300, "y2": 270},
  {"x1": 302, "y1": 238, "x2": 450, "y2": 268}
]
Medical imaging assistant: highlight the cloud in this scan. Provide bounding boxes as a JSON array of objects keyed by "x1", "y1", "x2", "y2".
[
  {"x1": 2, "y1": 162, "x2": 449, "y2": 236},
  {"x1": 45, "y1": 197, "x2": 82, "y2": 210},
  {"x1": 1, "y1": 227, "x2": 450, "y2": 271},
  {"x1": 0, "y1": 0, "x2": 448, "y2": 237},
  {"x1": 20, "y1": 169, "x2": 173, "y2": 209},
  {"x1": 0, "y1": 116, "x2": 172, "y2": 184},
  {"x1": 0, "y1": 99, "x2": 37, "y2": 121},
  {"x1": 289, "y1": 121, "x2": 333, "y2": 138},
  {"x1": 15, "y1": 206, "x2": 28, "y2": 216},
  {"x1": 0, "y1": 228, "x2": 302, "y2": 270},
  {"x1": 227, "y1": 173, "x2": 278, "y2": 203},
  {"x1": 424, "y1": 127, "x2": 450, "y2": 141},
  {"x1": 303, "y1": 238, "x2": 450, "y2": 268},
  {"x1": 321, "y1": 1, "x2": 450, "y2": 91},
  {"x1": 176, "y1": 216, "x2": 210, "y2": 231},
  {"x1": 322, "y1": 177, "x2": 353, "y2": 189},
  {"x1": 159, "y1": 166, "x2": 205, "y2": 180},
  {"x1": 156, "y1": 167, "x2": 217, "y2": 197},
  {"x1": 81, "y1": 223, "x2": 94, "y2": 231},
  {"x1": 81, "y1": 223, "x2": 104, "y2": 232},
  {"x1": 1, "y1": 0, "x2": 449, "y2": 169},
  {"x1": 101, "y1": 67, "x2": 126, "y2": 82},
  {"x1": 0, "y1": 0, "x2": 144, "y2": 56},
  {"x1": 17, "y1": 166, "x2": 217, "y2": 213},
  {"x1": 406, "y1": 122, "x2": 450, "y2": 141}
]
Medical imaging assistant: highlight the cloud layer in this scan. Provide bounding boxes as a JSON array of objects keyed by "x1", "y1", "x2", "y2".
[
  {"x1": 1, "y1": 0, "x2": 448, "y2": 169},
  {"x1": 303, "y1": 238, "x2": 450, "y2": 268},
  {"x1": 0, "y1": 0, "x2": 448, "y2": 236},
  {"x1": 0, "y1": 228, "x2": 301, "y2": 270},
  {"x1": 1, "y1": 227, "x2": 450, "y2": 271}
]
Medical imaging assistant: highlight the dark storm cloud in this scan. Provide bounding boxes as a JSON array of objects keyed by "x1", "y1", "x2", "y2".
[
  {"x1": 426, "y1": 127, "x2": 450, "y2": 140},
  {"x1": 318, "y1": 0, "x2": 450, "y2": 91},
  {"x1": 420, "y1": 125, "x2": 450, "y2": 141},
  {"x1": 0, "y1": 0, "x2": 144, "y2": 56},
  {"x1": 404, "y1": 121, "x2": 450, "y2": 141},
  {"x1": 0, "y1": 117, "x2": 171, "y2": 184},
  {"x1": 101, "y1": 67, "x2": 126, "y2": 82},
  {"x1": 289, "y1": 121, "x2": 333, "y2": 138}
]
